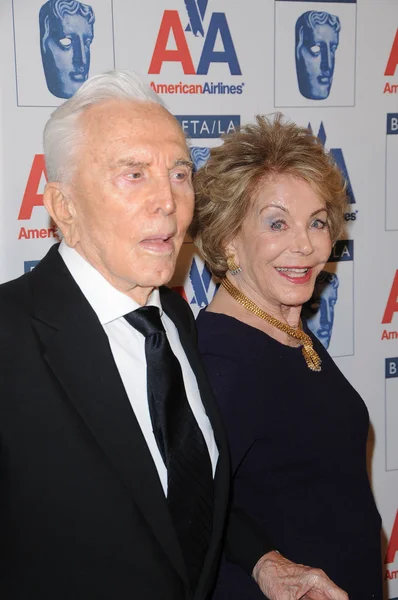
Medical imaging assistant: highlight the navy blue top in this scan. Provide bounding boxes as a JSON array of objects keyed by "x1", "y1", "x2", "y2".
[{"x1": 196, "y1": 310, "x2": 382, "y2": 600}]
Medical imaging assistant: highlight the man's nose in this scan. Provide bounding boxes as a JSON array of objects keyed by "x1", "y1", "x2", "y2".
[{"x1": 151, "y1": 178, "x2": 177, "y2": 215}]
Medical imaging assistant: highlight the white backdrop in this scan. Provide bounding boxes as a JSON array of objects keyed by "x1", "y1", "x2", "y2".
[{"x1": 1, "y1": 0, "x2": 398, "y2": 596}]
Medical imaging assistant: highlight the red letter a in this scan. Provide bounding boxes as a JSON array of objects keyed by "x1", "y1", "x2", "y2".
[
  {"x1": 382, "y1": 271, "x2": 398, "y2": 324},
  {"x1": 149, "y1": 11, "x2": 195, "y2": 75},
  {"x1": 385, "y1": 29, "x2": 398, "y2": 76},
  {"x1": 18, "y1": 154, "x2": 47, "y2": 220},
  {"x1": 386, "y1": 511, "x2": 398, "y2": 564}
]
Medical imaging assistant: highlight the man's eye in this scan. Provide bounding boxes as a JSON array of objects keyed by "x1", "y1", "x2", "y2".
[
  {"x1": 127, "y1": 172, "x2": 142, "y2": 180},
  {"x1": 172, "y1": 171, "x2": 190, "y2": 181},
  {"x1": 59, "y1": 38, "x2": 72, "y2": 48},
  {"x1": 310, "y1": 45, "x2": 320, "y2": 55}
]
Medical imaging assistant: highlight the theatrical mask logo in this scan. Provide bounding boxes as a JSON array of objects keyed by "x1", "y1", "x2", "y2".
[
  {"x1": 190, "y1": 146, "x2": 210, "y2": 172},
  {"x1": 39, "y1": 0, "x2": 95, "y2": 99},
  {"x1": 303, "y1": 271, "x2": 339, "y2": 349},
  {"x1": 295, "y1": 11, "x2": 340, "y2": 100}
]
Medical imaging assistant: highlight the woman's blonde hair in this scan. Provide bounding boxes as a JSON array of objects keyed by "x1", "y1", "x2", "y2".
[{"x1": 190, "y1": 114, "x2": 347, "y2": 279}]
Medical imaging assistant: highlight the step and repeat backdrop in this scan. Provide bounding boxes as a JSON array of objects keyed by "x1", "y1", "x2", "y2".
[{"x1": 0, "y1": 0, "x2": 398, "y2": 595}]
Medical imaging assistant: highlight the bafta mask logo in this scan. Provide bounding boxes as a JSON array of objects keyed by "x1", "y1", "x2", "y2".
[
  {"x1": 39, "y1": 0, "x2": 95, "y2": 99},
  {"x1": 190, "y1": 146, "x2": 211, "y2": 172},
  {"x1": 304, "y1": 271, "x2": 339, "y2": 349},
  {"x1": 295, "y1": 11, "x2": 340, "y2": 100}
]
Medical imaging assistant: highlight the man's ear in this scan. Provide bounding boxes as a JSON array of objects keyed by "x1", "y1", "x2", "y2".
[{"x1": 43, "y1": 182, "x2": 80, "y2": 247}]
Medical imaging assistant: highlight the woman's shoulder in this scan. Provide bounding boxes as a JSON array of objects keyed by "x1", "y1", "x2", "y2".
[{"x1": 196, "y1": 309, "x2": 265, "y2": 348}]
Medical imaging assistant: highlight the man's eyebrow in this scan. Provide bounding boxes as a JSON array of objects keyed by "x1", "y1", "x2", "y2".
[
  {"x1": 110, "y1": 158, "x2": 193, "y2": 170},
  {"x1": 172, "y1": 158, "x2": 194, "y2": 170},
  {"x1": 111, "y1": 158, "x2": 151, "y2": 169}
]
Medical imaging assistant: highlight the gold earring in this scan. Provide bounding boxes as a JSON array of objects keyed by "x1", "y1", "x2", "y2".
[{"x1": 226, "y1": 255, "x2": 242, "y2": 276}]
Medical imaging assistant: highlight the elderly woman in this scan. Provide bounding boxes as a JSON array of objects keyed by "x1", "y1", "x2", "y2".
[{"x1": 191, "y1": 115, "x2": 382, "y2": 600}]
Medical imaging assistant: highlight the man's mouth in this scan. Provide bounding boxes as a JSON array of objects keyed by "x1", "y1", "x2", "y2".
[
  {"x1": 318, "y1": 76, "x2": 330, "y2": 85},
  {"x1": 140, "y1": 233, "x2": 175, "y2": 254}
]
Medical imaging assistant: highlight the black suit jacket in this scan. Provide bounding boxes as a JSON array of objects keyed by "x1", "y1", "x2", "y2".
[{"x1": 0, "y1": 245, "x2": 272, "y2": 599}]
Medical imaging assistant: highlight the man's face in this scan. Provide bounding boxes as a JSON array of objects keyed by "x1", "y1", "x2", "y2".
[
  {"x1": 42, "y1": 12, "x2": 93, "y2": 99},
  {"x1": 305, "y1": 277, "x2": 338, "y2": 349},
  {"x1": 296, "y1": 21, "x2": 339, "y2": 100},
  {"x1": 65, "y1": 101, "x2": 194, "y2": 305}
]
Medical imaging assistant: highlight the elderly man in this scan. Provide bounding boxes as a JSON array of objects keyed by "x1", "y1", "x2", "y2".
[{"x1": 0, "y1": 71, "x2": 347, "y2": 600}]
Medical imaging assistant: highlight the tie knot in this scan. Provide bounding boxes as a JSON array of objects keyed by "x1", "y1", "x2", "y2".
[{"x1": 124, "y1": 306, "x2": 165, "y2": 338}]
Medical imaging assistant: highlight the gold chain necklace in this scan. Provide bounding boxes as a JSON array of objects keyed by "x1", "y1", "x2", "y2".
[{"x1": 221, "y1": 278, "x2": 322, "y2": 372}]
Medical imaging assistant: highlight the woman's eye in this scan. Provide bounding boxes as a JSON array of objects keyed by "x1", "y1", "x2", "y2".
[
  {"x1": 270, "y1": 220, "x2": 287, "y2": 231},
  {"x1": 311, "y1": 219, "x2": 327, "y2": 230}
]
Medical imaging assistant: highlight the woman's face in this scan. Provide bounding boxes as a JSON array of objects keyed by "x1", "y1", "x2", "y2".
[{"x1": 227, "y1": 175, "x2": 332, "y2": 313}]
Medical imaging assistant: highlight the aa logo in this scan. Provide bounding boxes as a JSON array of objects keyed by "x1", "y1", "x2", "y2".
[
  {"x1": 308, "y1": 122, "x2": 355, "y2": 205},
  {"x1": 149, "y1": 0, "x2": 241, "y2": 75},
  {"x1": 382, "y1": 270, "x2": 398, "y2": 325},
  {"x1": 189, "y1": 258, "x2": 218, "y2": 307},
  {"x1": 385, "y1": 28, "x2": 398, "y2": 77}
]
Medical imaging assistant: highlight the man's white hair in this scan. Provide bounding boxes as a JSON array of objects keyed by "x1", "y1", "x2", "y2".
[{"x1": 43, "y1": 70, "x2": 165, "y2": 182}]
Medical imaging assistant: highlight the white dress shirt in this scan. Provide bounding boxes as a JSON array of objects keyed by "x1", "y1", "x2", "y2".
[{"x1": 59, "y1": 242, "x2": 218, "y2": 495}]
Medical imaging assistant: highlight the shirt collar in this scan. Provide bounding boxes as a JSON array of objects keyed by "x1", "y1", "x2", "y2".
[{"x1": 58, "y1": 241, "x2": 162, "y2": 325}]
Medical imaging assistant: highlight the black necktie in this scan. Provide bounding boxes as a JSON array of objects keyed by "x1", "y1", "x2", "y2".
[{"x1": 124, "y1": 306, "x2": 214, "y2": 590}]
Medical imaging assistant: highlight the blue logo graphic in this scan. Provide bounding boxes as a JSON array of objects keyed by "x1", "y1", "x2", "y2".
[
  {"x1": 329, "y1": 239, "x2": 354, "y2": 262},
  {"x1": 295, "y1": 11, "x2": 340, "y2": 100},
  {"x1": 387, "y1": 114, "x2": 398, "y2": 135},
  {"x1": 308, "y1": 122, "x2": 355, "y2": 205},
  {"x1": 190, "y1": 147, "x2": 210, "y2": 172},
  {"x1": 39, "y1": 0, "x2": 95, "y2": 99},
  {"x1": 303, "y1": 271, "x2": 339, "y2": 349},
  {"x1": 189, "y1": 258, "x2": 217, "y2": 307},
  {"x1": 385, "y1": 357, "x2": 398, "y2": 379},
  {"x1": 184, "y1": 0, "x2": 207, "y2": 37},
  {"x1": 184, "y1": 0, "x2": 241, "y2": 75},
  {"x1": 175, "y1": 115, "x2": 240, "y2": 138},
  {"x1": 24, "y1": 260, "x2": 40, "y2": 273}
]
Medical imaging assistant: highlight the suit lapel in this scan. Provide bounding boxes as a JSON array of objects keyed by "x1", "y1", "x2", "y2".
[{"x1": 30, "y1": 246, "x2": 189, "y2": 586}]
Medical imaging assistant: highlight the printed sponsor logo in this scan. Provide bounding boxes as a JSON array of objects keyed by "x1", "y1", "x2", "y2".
[
  {"x1": 384, "y1": 29, "x2": 398, "y2": 95},
  {"x1": 24, "y1": 260, "x2": 40, "y2": 272},
  {"x1": 175, "y1": 115, "x2": 240, "y2": 138},
  {"x1": 381, "y1": 271, "x2": 398, "y2": 340},
  {"x1": 308, "y1": 123, "x2": 356, "y2": 216},
  {"x1": 148, "y1": 0, "x2": 244, "y2": 95}
]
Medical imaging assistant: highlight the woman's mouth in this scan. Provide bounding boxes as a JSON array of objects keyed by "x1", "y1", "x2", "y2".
[{"x1": 275, "y1": 267, "x2": 313, "y2": 284}]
